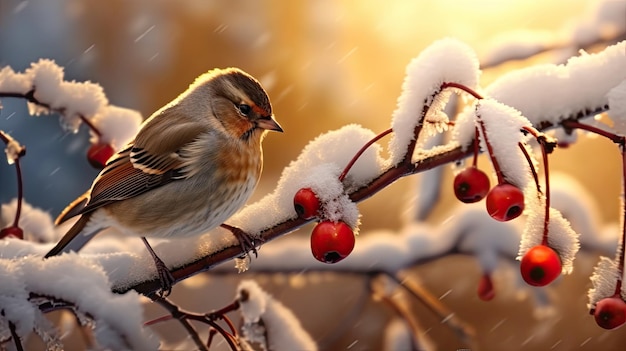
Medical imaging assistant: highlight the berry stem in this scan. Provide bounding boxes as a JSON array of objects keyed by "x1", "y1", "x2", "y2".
[
  {"x1": 517, "y1": 142, "x2": 541, "y2": 195},
  {"x1": 477, "y1": 118, "x2": 505, "y2": 184},
  {"x1": 520, "y1": 126, "x2": 553, "y2": 244},
  {"x1": 78, "y1": 115, "x2": 102, "y2": 137},
  {"x1": 618, "y1": 143, "x2": 626, "y2": 293},
  {"x1": 339, "y1": 128, "x2": 392, "y2": 182},
  {"x1": 472, "y1": 127, "x2": 480, "y2": 167},
  {"x1": 12, "y1": 158, "x2": 24, "y2": 228},
  {"x1": 561, "y1": 120, "x2": 626, "y2": 292},
  {"x1": 538, "y1": 138, "x2": 551, "y2": 245},
  {"x1": 0, "y1": 131, "x2": 25, "y2": 228},
  {"x1": 0, "y1": 91, "x2": 103, "y2": 137},
  {"x1": 441, "y1": 82, "x2": 484, "y2": 100}
]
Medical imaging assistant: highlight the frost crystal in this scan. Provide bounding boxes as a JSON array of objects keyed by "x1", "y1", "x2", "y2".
[
  {"x1": 519, "y1": 207, "x2": 580, "y2": 274},
  {"x1": 588, "y1": 257, "x2": 621, "y2": 309}
]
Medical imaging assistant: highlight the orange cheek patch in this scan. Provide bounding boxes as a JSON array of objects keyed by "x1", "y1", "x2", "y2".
[{"x1": 225, "y1": 117, "x2": 255, "y2": 138}]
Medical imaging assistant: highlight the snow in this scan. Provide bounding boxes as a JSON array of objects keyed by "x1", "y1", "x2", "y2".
[
  {"x1": 486, "y1": 41, "x2": 626, "y2": 125},
  {"x1": 0, "y1": 253, "x2": 158, "y2": 350},
  {"x1": 3, "y1": 135, "x2": 23, "y2": 165},
  {"x1": 587, "y1": 257, "x2": 621, "y2": 309},
  {"x1": 457, "y1": 99, "x2": 535, "y2": 190},
  {"x1": 388, "y1": 38, "x2": 480, "y2": 164},
  {"x1": 91, "y1": 105, "x2": 143, "y2": 150},
  {"x1": 608, "y1": 80, "x2": 626, "y2": 135},
  {"x1": 518, "y1": 207, "x2": 580, "y2": 275},
  {"x1": 0, "y1": 59, "x2": 141, "y2": 148},
  {"x1": 223, "y1": 124, "x2": 384, "y2": 239},
  {"x1": 1, "y1": 199, "x2": 58, "y2": 243},
  {"x1": 237, "y1": 280, "x2": 317, "y2": 351},
  {"x1": 0, "y1": 66, "x2": 31, "y2": 94},
  {"x1": 212, "y1": 204, "x2": 520, "y2": 275},
  {"x1": 481, "y1": 30, "x2": 555, "y2": 67}
]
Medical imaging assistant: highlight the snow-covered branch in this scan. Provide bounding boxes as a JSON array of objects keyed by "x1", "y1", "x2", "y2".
[{"x1": 1, "y1": 37, "x2": 625, "y2": 347}]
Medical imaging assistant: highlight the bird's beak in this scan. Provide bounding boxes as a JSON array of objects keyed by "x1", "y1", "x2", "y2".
[{"x1": 257, "y1": 116, "x2": 283, "y2": 132}]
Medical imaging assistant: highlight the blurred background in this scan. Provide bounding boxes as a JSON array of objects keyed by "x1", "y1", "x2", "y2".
[{"x1": 1, "y1": 0, "x2": 625, "y2": 350}]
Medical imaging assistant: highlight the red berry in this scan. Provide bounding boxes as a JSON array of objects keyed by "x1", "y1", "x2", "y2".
[
  {"x1": 453, "y1": 167, "x2": 490, "y2": 203},
  {"x1": 593, "y1": 296, "x2": 626, "y2": 330},
  {"x1": 310, "y1": 221, "x2": 355, "y2": 264},
  {"x1": 0, "y1": 226, "x2": 23, "y2": 240},
  {"x1": 477, "y1": 273, "x2": 495, "y2": 301},
  {"x1": 87, "y1": 143, "x2": 115, "y2": 169},
  {"x1": 520, "y1": 245, "x2": 561, "y2": 287},
  {"x1": 294, "y1": 188, "x2": 320, "y2": 220},
  {"x1": 486, "y1": 183, "x2": 525, "y2": 221}
]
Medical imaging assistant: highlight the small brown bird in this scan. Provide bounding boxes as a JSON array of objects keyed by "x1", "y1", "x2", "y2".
[{"x1": 45, "y1": 68, "x2": 282, "y2": 295}]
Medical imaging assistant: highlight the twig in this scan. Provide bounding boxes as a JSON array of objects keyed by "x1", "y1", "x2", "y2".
[
  {"x1": 389, "y1": 270, "x2": 475, "y2": 343},
  {"x1": 121, "y1": 102, "x2": 610, "y2": 297}
]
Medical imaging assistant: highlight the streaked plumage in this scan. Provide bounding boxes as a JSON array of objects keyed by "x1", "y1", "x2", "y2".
[{"x1": 45, "y1": 68, "x2": 282, "y2": 294}]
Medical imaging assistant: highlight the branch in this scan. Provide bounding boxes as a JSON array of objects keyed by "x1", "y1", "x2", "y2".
[{"x1": 121, "y1": 106, "x2": 608, "y2": 296}]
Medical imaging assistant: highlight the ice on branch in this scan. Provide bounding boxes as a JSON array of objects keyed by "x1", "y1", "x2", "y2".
[
  {"x1": 608, "y1": 80, "x2": 626, "y2": 135},
  {"x1": 237, "y1": 280, "x2": 317, "y2": 351},
  {"x1": 486, "y1": 41, "x2": 626, "y2": 125},
  {"x1": 388, "y1": 38, "x2": 480, "y2": 164},
  {"x1": 588, "y1": 257, "x2": 622, "y2": 309},
  {"x1": 1, "y1": 199, "x2": 57, "y2": 243},
  {"x1": 226, "y1": 124, "x2": 384, "y2": 236},
  {"x1": 519, "y1": 208, "x2": 580, "y2": 274},
  {"x1": 0, "y1": 59, "x2": 142, "y2": 148}
]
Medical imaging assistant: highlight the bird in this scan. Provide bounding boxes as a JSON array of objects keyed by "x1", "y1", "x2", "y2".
[{"x1": 44, "y1": 67, "x2": 282, "y2": 296}]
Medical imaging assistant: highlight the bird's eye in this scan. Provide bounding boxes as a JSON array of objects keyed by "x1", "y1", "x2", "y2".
[{"x1": 237, "y1": 104, "x2": 252, "y2": 116}]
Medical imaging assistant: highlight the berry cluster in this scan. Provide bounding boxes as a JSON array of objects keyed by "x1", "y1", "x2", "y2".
[
  {"x1": 293, "y1": 188, "x2": 355, "y2": 264},
  {"x1": 452, "y1": 110, "x2": 564, "y2": 299},
  {"x1": 453, "y1": 124, "x2": 525, "y2": 223}
]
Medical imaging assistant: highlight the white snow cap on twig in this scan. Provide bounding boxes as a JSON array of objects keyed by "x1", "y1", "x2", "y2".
[
  {"x1": 237, "y1": 280, "x2": 317, "y2": 351},
  {"x1": 0, "y1": 253, "x2": 159, "y2": 350},
  {"x1": 388, "y1": 38, "x2": 480, "y2": 164},
  {"x1": 486, "y1": 40, "x2": 626, "y2": 125},
  {"x1": 0, "y1": 59, "x2": 142, "y2": 150}
]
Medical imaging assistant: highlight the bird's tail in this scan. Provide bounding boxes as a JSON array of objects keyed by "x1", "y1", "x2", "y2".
[{"x1": 44, "y1": 214, "x2": 101, "y2": 258}]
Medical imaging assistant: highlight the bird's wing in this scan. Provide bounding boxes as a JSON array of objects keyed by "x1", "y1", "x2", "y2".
[{"x1": 56, "y1": 112, "x2": 207, "y2": 222}]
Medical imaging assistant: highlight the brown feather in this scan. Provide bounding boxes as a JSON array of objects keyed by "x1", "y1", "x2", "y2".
[
  {"x1": 55, "y1": 191, "x2": 89, "y2": 225},
  {"x1": 45, "y1": 214, "x2": 92, "y2": 257}
]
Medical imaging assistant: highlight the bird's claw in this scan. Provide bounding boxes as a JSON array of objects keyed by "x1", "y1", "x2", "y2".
[
  {"x1": 222, "y1": 224, "x2": 263, "y2": 259},
  {"x1": 154, "y1": 257, "x2": 175, "y2": 298}
]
